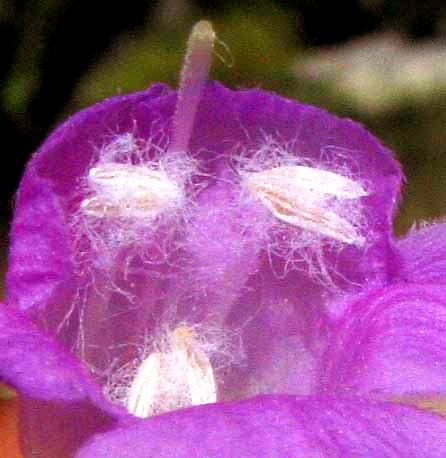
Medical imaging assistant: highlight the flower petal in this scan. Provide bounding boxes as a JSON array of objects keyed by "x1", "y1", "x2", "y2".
[
  {"x1": 75, "y1": 396, "x2": 446, "y2": 458},
  {"x1": 397, "y1": 222, "x2": 446, "y2": 284},
  {"x1": 0, "y1": 304, "x2": 123, "y2": 458},
  {"x1": 0, "y1": 303, "x2": 87, "y2": 401},
  {"x1": 6, "y1": 84, "x2": 173, "y2": 315},
  {"x1": 320, "y1": 283, "x2": 446, "y2": 400},
  {"x1": 191, "y1": 83, "x2": 403, "y2": 291}
]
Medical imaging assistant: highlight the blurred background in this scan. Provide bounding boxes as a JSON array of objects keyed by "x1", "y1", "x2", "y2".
[{"x1": 1, "y1": 0, "x2": 446, "y2": 289}]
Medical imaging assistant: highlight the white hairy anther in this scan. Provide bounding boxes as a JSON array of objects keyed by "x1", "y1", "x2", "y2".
[
  {"x1": 81, "y1": 162, "x2": 183, "y2": 219},
  {"x1": 243, "y1": 165, "x2": 368, "y2": 246},
  {"x1": 127, "y1": 326, "x2": 217, "y2": 418}
]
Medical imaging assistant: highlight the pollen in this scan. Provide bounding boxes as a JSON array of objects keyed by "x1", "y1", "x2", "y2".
[
  {"x1": 80, "y1": 162, "x2": 184, "y2": 219},
  {"x1": 243, "y1": 165, "x2": 368, "y2": 246},
  {"x1": 127, "y1": 326, "x2": 217, "y2": 418}
]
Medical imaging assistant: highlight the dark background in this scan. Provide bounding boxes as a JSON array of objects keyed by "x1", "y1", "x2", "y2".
[{"x1": 2, "y1": 0, "x2": 446, "y2": 259}]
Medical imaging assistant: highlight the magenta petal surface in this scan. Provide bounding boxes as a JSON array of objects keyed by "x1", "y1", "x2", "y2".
[
  {"x1": 190, "y1": 83, "x2": 403, "y2": 292},
  {"x1": 0, "y1": 303, "x2": 87, "y2": 401},
  {"x1": 75, "y1": 396, "x2": 446, "y2": 458},
  {"x1": 397, "y1": 222, "x2": 446, "y2": 284},
  {"x1": 0, "y1": 303, "x2": 121, "y2": 458},
  {"x1": 320, "y1": 283, "x2": 446, "y2": 399},
  {"x1": 6, "y1": 84, "x2": 173, "y2": 315}
]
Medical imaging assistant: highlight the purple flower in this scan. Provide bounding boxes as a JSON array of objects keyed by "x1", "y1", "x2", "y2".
[{"x1": 2, "y1": 21, "x2": 446, "y2": 457}]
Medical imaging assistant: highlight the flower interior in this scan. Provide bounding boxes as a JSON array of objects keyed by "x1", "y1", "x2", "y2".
[{"x1": 46, "y1": 21, "x2": 373, "y2": 418}]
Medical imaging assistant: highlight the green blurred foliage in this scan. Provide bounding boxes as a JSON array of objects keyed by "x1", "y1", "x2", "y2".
[
  {"x1": 0, "y1": 382, "x2": 16, "y2": 400},
  {"x1": 69, "y1": 4, "x2": 299, "y2": 111},
  {"x1": 1, "y1": 0, "x2": 66, "y2": 120}
]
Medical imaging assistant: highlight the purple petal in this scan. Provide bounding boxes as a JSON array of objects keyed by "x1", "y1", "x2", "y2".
[
  {"x1": 75, "y1": 396, "x2": 446, "y2": 458},
  {"x1": 190, "y1": 83, "x2": 403, "y2": 291},
  {"x1": 397, "y1": 222, "x2": 446, "y2": 284},
  {"x1": 0, "y1": 303, "x2": 87, "y2": 401},
  {"x1": 6, "y1": 84, "x2": 173, "y2": 315},
  {"x1": 19, "y1": 397, "x2": 118, "y2": 458},
  {"x1": 320, "y1": 283, "x2": 446, "y2": 400},
  {"x1": 0, "y1": 303, "x2": 124, "y2": 458}
]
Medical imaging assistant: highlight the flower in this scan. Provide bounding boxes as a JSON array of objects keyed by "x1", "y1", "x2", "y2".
[{"x1": 2, "y1": 21, "x2": 446, "y2": 457}]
